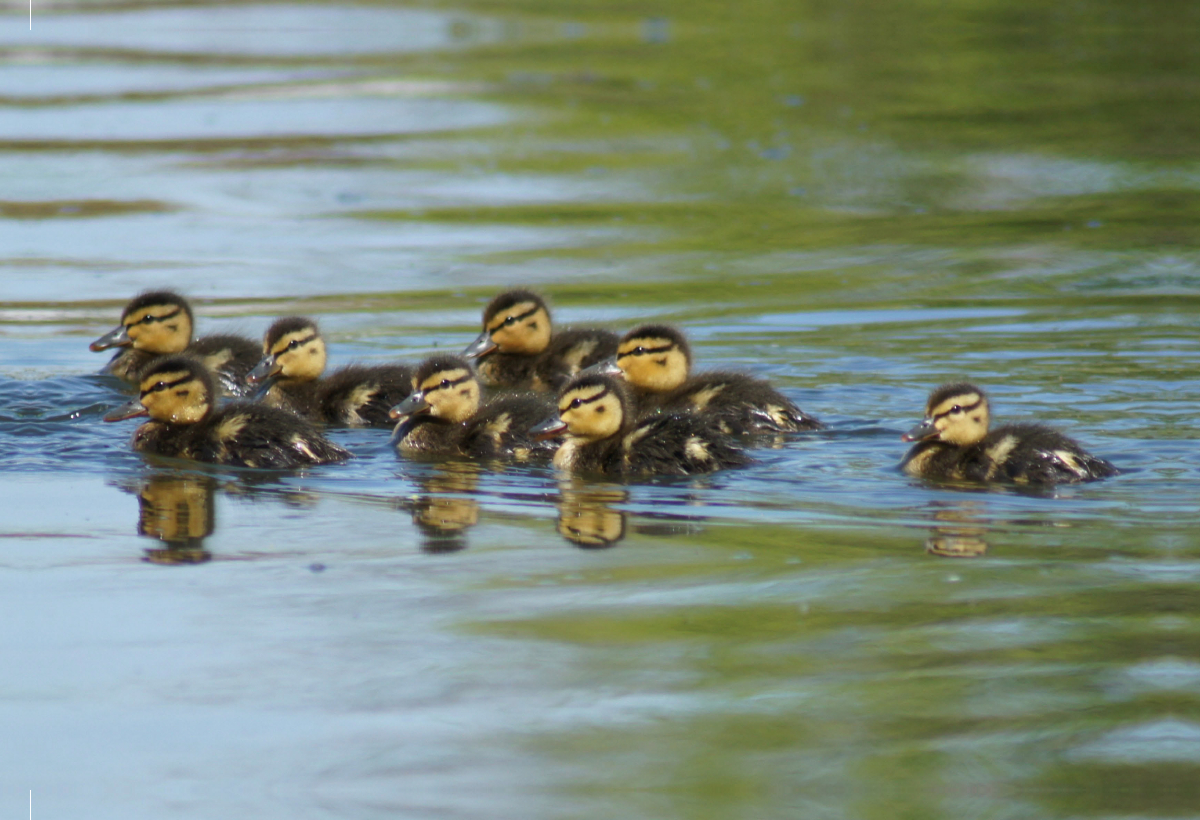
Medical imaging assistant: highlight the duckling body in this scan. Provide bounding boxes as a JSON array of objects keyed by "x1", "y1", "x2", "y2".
[
  {"x1": 464, "y1": 290, "x2": 618, "y2": 392},
  {"x1": 90, "y1": 291, "x2": 259, "y2": 396},
  {"x1": 390, "y1": 354, "x2": 557, "y2": 460},
  {"x1": 533, "y1": 373, "x2": 749, "y2": 477},
  {"x1": 249, "y1": 317, "x2": 413, "y2": 428},
  {"x1": 900, "y1": 383, "x2": 1117, "y2": 485},
  {"x1": 603, "y1": 325, "x2": 821, "y2": 435},
  {"x1": 105, "y1": 356, "x2": 349, "y2": 469}
]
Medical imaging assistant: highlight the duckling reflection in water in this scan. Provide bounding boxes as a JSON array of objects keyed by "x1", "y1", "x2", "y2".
[
  {"x1": 592, "y1": 324, "x2": 822, "y2": 435},
  {"x1": 390, "y1": 354, "x2": 558, "y2": 461},
  {"x1": 557, "y1": 480, "x2": 627, "y2": 548},
  {"x1": 901, "y1": 383, "x2": 1118, "y2": 485},
  {"x1": 532, "y1": 373, "x2": 750, "y2": 477},
  {"x1": 247, "y1": 316, "x2": 414, "y2": 428},
  {"x1": 923, "y1": 501, "x2": 989, "y2": 557},
  {"x1": 90, "y1": 290, "x2": 260, "y2": 396},
  {"x1": 104, "y1": 356, "x2": 350, "y2": 469},
  {"x1": 463, "y1": 289, "x2": 618, "y2": 392},
  {"x1": 137, "y1": 474, "x2": 215, "y2": 565},
  {"x1": 405, "y1": 461, "x2": 481, "y2": 553}
]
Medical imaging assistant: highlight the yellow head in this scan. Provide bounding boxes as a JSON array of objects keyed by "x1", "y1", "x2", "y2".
[
  {"x1": 464, "y1": 289, "x2": 552, "y2": 358},
  {"x1": 390, "y1": 355, "x2": 481, "y2": 423},
  {"x1": 104, "y1": 356, "x2": 215, "y2": 425},
  {"x1": 615, "y1": 324, "x2": 691, "y2": 393},
  {"x1": 554, "y1": 374, "x2": 627, "y2": 441},
  {"x1": 903, "y1": 383, "x2": 991, "y2": 446},
  {"x1": 250, "y1": 317, "x2": 328, "y2": 385},
  {"x1": 91, "y1": 291, "x2": 195, "y2": 354}
]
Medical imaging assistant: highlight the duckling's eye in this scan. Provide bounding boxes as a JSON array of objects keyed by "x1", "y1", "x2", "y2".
[
  {"x1": 287, "y1": 339, "x2": 302, "y2": 351},
  {"x1": 569, "y1": 398, "x2": 583, "y2": 410},
  {"x1": 950, "y1": 404, "x2": 962, "y2": 413},
  {"x1": 440, "y1": 379, "x2": 451, "y2": 389},
  {"x1": 503, "y1": 315, "x2": 517, "y2": 327},
  {"x1": 633, "y1": 346, "x2": 646, "y2": 356}
]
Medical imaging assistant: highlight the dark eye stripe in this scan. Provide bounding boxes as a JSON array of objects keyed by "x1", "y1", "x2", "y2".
[
  {"x1": 933, "y1": 399, "x2": 981, "y2": 420},
  {"x1": 487, "y1": 305, "x2": 539, "y2": 332},
  {"x1": 617, "y1": 343, "x2": 673, "y2": 360},
  {"x1": 141, "y1": 375, "x2": 192, "y2": 397},
  {"x1": 275, "y1": 333, "x2": 318, "y2": 354},
  {"x1": 424, "y1": 373, "x2": 472, "y2": 393},
  {"x1": 560, "y1": 387, "x2": 608, "y2": 412},
  {"x1": 128, "y1": 307, "x2": 183, "y2": 326}
]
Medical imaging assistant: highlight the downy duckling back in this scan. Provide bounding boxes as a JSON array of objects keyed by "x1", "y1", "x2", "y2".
[
  {"x1": 463, "y1": 289, "x2": 618, "y2": 392},
  {"x1": 900, "y1": 382, "x2": 1117, "y2": 484},
  {"x1": 248, "y1": 316, "x2": 413, "y2": 428},
  {"x1": 604, "y1": 324, "x2": 821, "y2": 434},
  {"x1": 532, "y1": 372, "x2": 749, "y2": 476},
  {"x1": 390, "y1": 354, "x2": 556, "y2": 461},
  {"x1": 103, "y1": 355, "x2": 349, "y2": 468},
  {"x1": 90, "y1": 290, "x2": 260, "y2": 396}
]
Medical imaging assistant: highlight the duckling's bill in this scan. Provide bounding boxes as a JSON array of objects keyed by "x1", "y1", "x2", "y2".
[
  {"x1": 902, "y1": 418, "x2": 938, "y2": 442},
  {"x1": 578, "y1": 357, "x2": 623, "y2": 379},
  {"x1": 103, "y1": 398, "x2": 149, "y2": 422},
  {"x1": 90, "y1": 324, "x2": 131, "y2": 352},
  {"x1": 246, "y1": 353, "x2": 281, "y2": 385},
  {"x1": 389, "y1": 392, "x2": 430, "y2": 420},
  {"x1": 530, "y1": 416, "x2": 568, "y2": 440},
  {"x1": 462, "y1": 330, "x2": 497, "y2": 359}
]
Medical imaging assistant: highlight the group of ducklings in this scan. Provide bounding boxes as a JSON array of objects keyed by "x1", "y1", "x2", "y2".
[{"x1": 92, "y1": 288, "x2": 1118, "y2": 485}]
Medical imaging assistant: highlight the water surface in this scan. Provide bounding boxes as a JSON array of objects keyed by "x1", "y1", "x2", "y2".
[{"x1": 0, "y1": 0, "x2": 1195, "y2": 817}]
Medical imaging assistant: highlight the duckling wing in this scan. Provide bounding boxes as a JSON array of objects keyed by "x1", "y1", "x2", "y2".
[
  {"x1": 194, "y1": 405, "x2": 349, "y2": 468},
  {"x1": 620, "y1": 412, "x2": 750, "y2": 476},
  {"x1": 462, "y1": 394, "x2": 558, "y2": 460},
  {"x1": 536, "y1": 328, "x2": 620, "y2": 392},
  {"x1": 319, "y1": 364, "x2": 415, "y2": 427},
  {"x1": 190, "y1": 335, "x2": 262, "y2": 398},
  {"x1": 987, "y1": 424, "x2": 1117, "y2": 484},
  {"x1": 667, "y1": 372, "x2": 822, "y2": 435}
]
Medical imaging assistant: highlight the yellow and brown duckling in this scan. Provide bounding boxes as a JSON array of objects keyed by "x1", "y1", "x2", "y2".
[
  {"x1": 900, "y1": 383, "x2": 1117, "y2": 485},
  {"x1": 531, "y1": 372, "x2": 750, "y2": 477},
  {"x1": 90, "y1": 290, "x2": 260, "y2": 396},
  {"x1": 594, "y1": 324, "x2": 822, "y2": 435},
  {"x1": 463, "y1": 289, "x2": 618, "y2": 392},
  {"x1": 247, "y1": 316, "x2": 414, "y2": 428},
  {"x1": 389, "y1": 354, "x2": 558, "y2": 460},
  {"x1": 103, "y1": 355, "x2": 350, "y2": 468}
]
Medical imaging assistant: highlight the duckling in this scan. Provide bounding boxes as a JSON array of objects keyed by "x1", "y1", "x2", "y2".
[
  {"x1": 90, "y1": 290, "x2": 260, "y2": 396},
  {"x1": 247, "y1": 316, "x2": 414, "y2": 428},
  {"x1": 103, "y1": 355, "x2": 350, "y2": 468},
  {"x1": 530, "y1": 372, "x2": 749, "y2": 477},
  {"x1": 900, "y1": 383, "x2": 1117, "y2": 485},
  {"x1": 463, "y1": 289, "x2": 618, "y2": 392},
  {"x1": 389, "y1": 354, "x2": 558, "y2": 460},
  {"x1": 596, "y1": 324, "x2": 821, "y2": 435}
]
